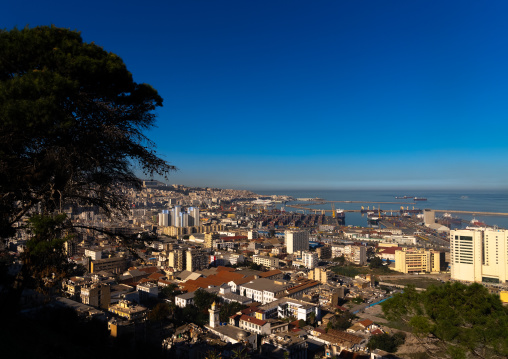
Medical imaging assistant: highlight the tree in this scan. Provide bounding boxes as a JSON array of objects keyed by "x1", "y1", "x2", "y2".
[
  {"x1": 382, "y1": 283, "x2": 508, "y2": 359},
  {"x1": 193, "y1": 289, "x2": 218, "y2": 311},
  {"x1": 326, "y1": 311, "x2": 356, "y2": 331},
  {"x1": 21, "y1": 213, "x2": 73, "y2": 293},
  {"x1": 0, "y1": 26, "x2": 174, "y2": 239},
  {"x1": 219, "y1": 301, "x2": 247, "y2": 323},
  {"x1": 368, "y1": 332, "x2": 406, "y2": 353},
  {"x1": 160, "y1": 283, "x2": 181, "y2": 302},
  {"x1": 369, "y1": 256, "x2": 384, "y2": 269},
  {"x1": 332, "y1": 255, "x2": 346, "y2": 266},
  {"x1": 148, "y1": 302, "x2": 171, "y2": 323}
]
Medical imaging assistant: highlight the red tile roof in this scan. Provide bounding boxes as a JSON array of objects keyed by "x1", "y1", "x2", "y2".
[
  {"x1": 259, "y1": 269, "x2": 282, "y2": 278},
  {"x1": 239, "y1": 314, "x2": 266, "y2": 326},
  {"x1": 358, "y1": 319, "x2": 374, "y2": 328}
]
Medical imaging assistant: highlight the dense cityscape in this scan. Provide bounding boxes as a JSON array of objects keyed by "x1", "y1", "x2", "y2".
[
  {"x1": 2, "y1": 3, "x2": 508, "y2": 358},
  {"x1": 2, "y1": 180, "x2": 507, "y2": 358}
]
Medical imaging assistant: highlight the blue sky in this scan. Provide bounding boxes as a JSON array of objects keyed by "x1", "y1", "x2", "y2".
[{"x1": 4, "y1": 1, "x2": 508, "y2": 190}]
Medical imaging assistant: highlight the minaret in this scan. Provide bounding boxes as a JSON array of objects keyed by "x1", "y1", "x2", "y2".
[{"x1": 209, "y1": 301, "x2": 219, "y2": 328}]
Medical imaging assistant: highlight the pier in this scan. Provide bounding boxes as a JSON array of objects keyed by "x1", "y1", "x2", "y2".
[
  {"x1": 285, "y1": 204, "x2": 508, "y2": 217},
  {"x1": 434, "y1": 209, "x2": 508, "y2": 217}
]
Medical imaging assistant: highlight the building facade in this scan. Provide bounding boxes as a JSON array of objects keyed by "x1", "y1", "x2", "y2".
[
  {"x1": 285, "y1": 230, "x2": 309, "y2": 254},
  {"x1": 450, "y1": 228, "x2": 508, "y2": 284},
  {"x1": 394, "y1": 248, "x2": 441, "y2": 274}
]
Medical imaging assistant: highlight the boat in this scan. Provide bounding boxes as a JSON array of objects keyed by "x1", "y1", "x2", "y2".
[
  {"x1": 336, "y1": 209, "x2": 345, "y2": 219},
  {"x1": 368, "y1": 217, "x2": 379, "y2": 225},
  {"x1": 395, "y1": 196, "x2": 414, "y2": 199},
  {"x1": 413, "y1": 197, "x2": 427, "y2": 201},
  {"x1": 470, "y1": 218, "x2": 486, "y2": 227}
]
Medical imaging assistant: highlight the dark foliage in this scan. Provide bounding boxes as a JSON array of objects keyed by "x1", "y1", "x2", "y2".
[
  {"x1": 382, "y1": 282, "x2": 508, "y2": 358},
  {"x1": 368, "y1": 332, "x2": 406, "y2": 353},
  {"x1": 0, "y1": 26, "x2": 175, "y2": 239}
]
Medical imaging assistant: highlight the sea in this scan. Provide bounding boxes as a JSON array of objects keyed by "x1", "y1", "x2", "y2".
[{"x1": 252, "y1": 189, "x2": 508, "y2": 230}]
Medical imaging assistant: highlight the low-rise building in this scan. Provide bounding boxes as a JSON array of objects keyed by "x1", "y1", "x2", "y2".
[
  {"x1": 109, "y1": 300, "x2": 147, "y2": 321},
  {"x1": 253, "y1": 255, "x2": 279, "y2": 268}
]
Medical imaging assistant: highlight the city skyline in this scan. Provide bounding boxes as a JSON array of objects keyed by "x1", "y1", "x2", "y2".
[{"x1": 4, "y1": 1, "x2": 508, "y2": 190}]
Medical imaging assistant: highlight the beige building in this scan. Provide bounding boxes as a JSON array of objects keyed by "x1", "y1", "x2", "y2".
[
  {"x1": 308, "y1": 267, "x2": 328, "y2": 284},
  {"x1": 168, "y1": 249, "x2": 185, "y2": 271},
  {"x1": 345, "y1": 245, "x2": 367, "y2": 266},
  {"x1": 394, "y1": 248, "x2": 441, "y2": 273},
  {"x1": 80, "y1": 283, "x2": 111, "y2": 310},
  {"x1": 162, "y1": 224, "x2": 224, "y2": 237},
  {"x1": 204, "y1": 232, "x2": 220, "y2": 248},
  {"x1": 451, "y1": 228, "x2": 508, "y2": 284},
  {"x1": 253, "y1": 255, "x2": 279, "y2": 268},
  {"x1": 109, "y1": 300, "x2": 147, "y2": 321}
]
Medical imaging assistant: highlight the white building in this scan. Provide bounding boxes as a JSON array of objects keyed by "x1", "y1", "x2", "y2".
[
  {"x1": 451, "y1": 228, "x2": 508, "y2": 284},
  {"x1": 302, "y1": 251, "x2": 319, "y2": 269},
  {"x1": 285, "y1": 230, "x2": 309, "y2": 254},
  {"x1": 85, "y1": 248, "x2": 102, "y2": 261},
  {"x1": 158, "y1": 211, "x2": 170, "y2": 227},
  {"x1": 137, "y1": 282, "x2": 158, "y2": 298},
  {"x1": 239, "y1": 278, "x2": 288, "y2": 305},
  {"x1": 175, "y1": 291, "x2": 196, "y2": 308},
  {"x1": 345, "y1": 245, "x2": 367, "y2": 265}
]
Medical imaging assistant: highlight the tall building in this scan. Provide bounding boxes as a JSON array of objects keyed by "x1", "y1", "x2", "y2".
[
  {"x1": 172, "y1": 205, "x2": 181, "y2": 227},
  {"x1": 186, "y1": 249, "x2": 208, "y2": 272},
  {"x1": 158, "y1": 210, "x2": 170, "y2": 227},
  {"x1": 345, "y1": 245, "x2": 367, "y2": 265},
  {"x1": 302, "y1": 251, "x2": 319, "y2": 269},
  {"x1": 168, "y1": 249, "x2": 185, "y2": 271},
  {"x1": 179, "y1": 212, "x2": 189, "y2": 227},
  {"x1": 205, "y1": 232, "x2": 220, "y2": 248},
  {"x1": 188, "y1": 207, "x2": 200, "y2": 226},
  {"x1": 285, "y1": 230, "x2": 309, "y2": 254},
  {"x1": 451, "y1": 228, "x2": 508, "y2": 284},
  {"x1": 80, "y1": 283, "x2": 111, "y2": 310},
  {"x1": 308, "y1": 267, "x2": 328, "y2": 284}
]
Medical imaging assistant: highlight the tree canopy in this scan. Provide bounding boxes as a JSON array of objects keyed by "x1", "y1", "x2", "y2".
[
  {"x1": 0, "y1": 26, "x2": 174, "y2": 238},
  {"x1": 381, "y1": 282, "x2": 508, "y2": 359}
]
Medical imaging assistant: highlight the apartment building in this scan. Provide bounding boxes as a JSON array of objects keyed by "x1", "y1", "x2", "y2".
[
  {"x1": 451, "y1": 228, "x2": 508, "y2": 284},
  {"x1": 394, "y1": 248, "x2": 441, "y2": 274},
  {"x1": 285, "y1": 230, "x2": 309, "y2": 254},
  {"x1": 253, "y1": 255, "x2": 279, "y2": 268}
]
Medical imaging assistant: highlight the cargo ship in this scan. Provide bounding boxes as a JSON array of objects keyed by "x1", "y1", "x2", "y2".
[
  {"x1": 470, "y1": 218, "x2": 486, "y2": 227},
  {"x1": 367, "y1": 212, "x2": 380, "y2": 225},
  {"x1": 395, "y1": 196, "x2": 414, "y2": 199}
]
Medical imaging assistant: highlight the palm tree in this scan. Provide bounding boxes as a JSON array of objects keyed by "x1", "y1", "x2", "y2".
[
  {"x1": 206, "y1": 350, "x2": 222, "y2": 359},
  {"x1": 232, "y1": 347, "x2": 250, "y2": 359}
]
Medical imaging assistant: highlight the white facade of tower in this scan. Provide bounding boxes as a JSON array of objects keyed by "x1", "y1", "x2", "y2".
[
  {"x1": 451, "y1": 228, "x2": 508, "y2": 284},
  {"x1": 188, "y1": 207, "x2": 200, "y2": 226},
  {"x1": 172, "y1": 206, "x2": 181, "y2": 227}
]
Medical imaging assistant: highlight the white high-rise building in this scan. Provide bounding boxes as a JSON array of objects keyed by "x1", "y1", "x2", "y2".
[
  {"x1": 451, "y1": 228, "x2": 508, "y2": 284},
  {"x1": 285, "y1": 230, "x2": 309, "y2": 254},
  {"x1": 188, "y1": 207, "x2": 200, "y2": 226},
  {"x1": 302, "y1": 251, "x2": 319, "y2": 269},
  {"x1": 158, "y1": 210, "x2": 170, "y2": 227},
  {"x1": 179, "y1": 212, "x2": 189, "y2": 227},
  {"x1": 172, "y1": 205, "x2": 181, "y2": 227}
]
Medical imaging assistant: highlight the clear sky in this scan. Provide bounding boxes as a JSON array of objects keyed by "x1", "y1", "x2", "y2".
[{"x1": 3, "y1": 1, "x2": 508, "y2": 191}]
